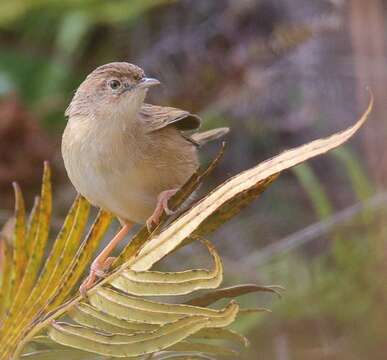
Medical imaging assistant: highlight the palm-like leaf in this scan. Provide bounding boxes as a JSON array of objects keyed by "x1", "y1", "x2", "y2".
[{"x1": 0, "y1": 95, "x2": 372, "y2": 359}]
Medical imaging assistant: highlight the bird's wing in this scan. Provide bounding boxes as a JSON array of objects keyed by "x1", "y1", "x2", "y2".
[
  {"x1": 140, "y1": 104, "x2": 229, "y2": 147},
  {"x1": 140, "y1": 103, "x2": 201, "y2": 133}
]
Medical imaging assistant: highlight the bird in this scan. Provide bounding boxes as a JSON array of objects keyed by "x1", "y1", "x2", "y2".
[{"x1": 61, "y1": 62, "x2": 229, "y2": 294}]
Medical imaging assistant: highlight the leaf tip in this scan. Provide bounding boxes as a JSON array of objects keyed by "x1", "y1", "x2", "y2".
[
  {"x1": 12, "y1": 181, "x2": 25, "y2": 212},
  {"x1": 43, "y1": 161, "x2": 52, "y2": 179}
]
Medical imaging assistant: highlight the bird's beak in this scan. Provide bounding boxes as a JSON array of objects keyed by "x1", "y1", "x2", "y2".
[{"x1": 137, "y1": 77, "x2": 161, "y2": 89}]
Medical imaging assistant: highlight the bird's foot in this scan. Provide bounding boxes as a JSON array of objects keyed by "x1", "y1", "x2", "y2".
[
  {"x1": 79, "y1": 256, "x2": 115, "y2": 297},
  {"x1": 146, "y1": 188, "x2": 178, "y2": 232}
]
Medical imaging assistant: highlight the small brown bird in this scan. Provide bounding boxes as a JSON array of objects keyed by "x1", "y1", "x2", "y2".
[{"x1": 62, "y1": 62, "x2": 228, "y2": 294}]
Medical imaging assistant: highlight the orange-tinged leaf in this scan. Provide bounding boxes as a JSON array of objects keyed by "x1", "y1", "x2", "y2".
[
  {"x1": 48, "y1": 209, "x2": 113, "y2": 309},
  {"x1": 0, "y1": 164, "x2": 52, "y2": 355},
  {"x1": 3, "y1": 197, "x2": 91, "y2": 351},
  {"x1": 35, "y1": 196, "x2": 90, "y2": 310},
  {"x1": 25, "y1": 196, "x2": 84, "y2": 307},
  {"x1": 0, "y1": 219, "x2": 14, "y2": 320},
  {"x1": 26, "y1": 197, "x2": 41, "y2": 256},
  {"x1": 9, "y1": 183, "x2": 27, "y2": 300},
  {"x1": 5, "y1": 163, "x2": 52, "y2": 317},
  {"x1": 129, "y1": 95, "x2": 373, "y2": 272}
]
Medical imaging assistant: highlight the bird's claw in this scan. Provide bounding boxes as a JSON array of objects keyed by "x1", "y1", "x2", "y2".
[
  {"x1": 146, "y1": 189, "x2": 178, "y2": 232},
  {"x1": 146, "y1": 214, "x2": 160, "y2": 233},
  {"x1": 79, "y1": 257, "x2": 116, "y2": 297},
  {"x1": 79, "y1": 272, "x2": 96, "y2": 297}
]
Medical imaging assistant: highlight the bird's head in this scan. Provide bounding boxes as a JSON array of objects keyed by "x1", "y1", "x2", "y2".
[{"x1": 65, "y1": 62, "x2": 160, "y2": 121}]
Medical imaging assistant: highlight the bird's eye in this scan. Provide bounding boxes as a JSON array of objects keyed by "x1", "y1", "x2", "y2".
[{"x1": 108, "y1": 79, "x2": 121, "y2": 90}]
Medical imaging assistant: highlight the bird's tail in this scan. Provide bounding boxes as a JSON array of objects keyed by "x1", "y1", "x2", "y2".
[{"x1": 191, "y1": 127, "x2": 229, "y2": 146}]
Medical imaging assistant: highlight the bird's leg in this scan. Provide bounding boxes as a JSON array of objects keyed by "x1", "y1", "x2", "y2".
[
  {"x1": 146, "y1": 188, "x2": 178, "y2": 231},
  {"x1": 80, "y1": 223, "x2": 132, "y2": 296}
]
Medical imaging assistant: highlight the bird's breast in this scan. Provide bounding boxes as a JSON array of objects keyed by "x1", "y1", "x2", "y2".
[{"x1": 61, "y1": 117, "x2": 198, "y2": 223}]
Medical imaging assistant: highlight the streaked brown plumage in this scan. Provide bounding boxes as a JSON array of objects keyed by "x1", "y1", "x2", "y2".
[{"x1": 61, "y1": 62, "x2": 228, "y2": 294}]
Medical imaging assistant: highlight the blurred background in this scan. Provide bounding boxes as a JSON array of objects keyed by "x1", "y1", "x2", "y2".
[{"x1": 0, "y1": 0, "x2": 387, "y2": 358}]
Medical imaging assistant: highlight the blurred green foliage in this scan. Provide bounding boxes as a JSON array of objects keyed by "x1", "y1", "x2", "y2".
[
  {"x1": 0, "y1": 0, "x2": 173, "y2": 128},
  {"x1": 0, "y1": 0, "x2": 174, "y2": 27},
  {"x1": 293, "y1": 163, "x2": 333, "y2": 219}
]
